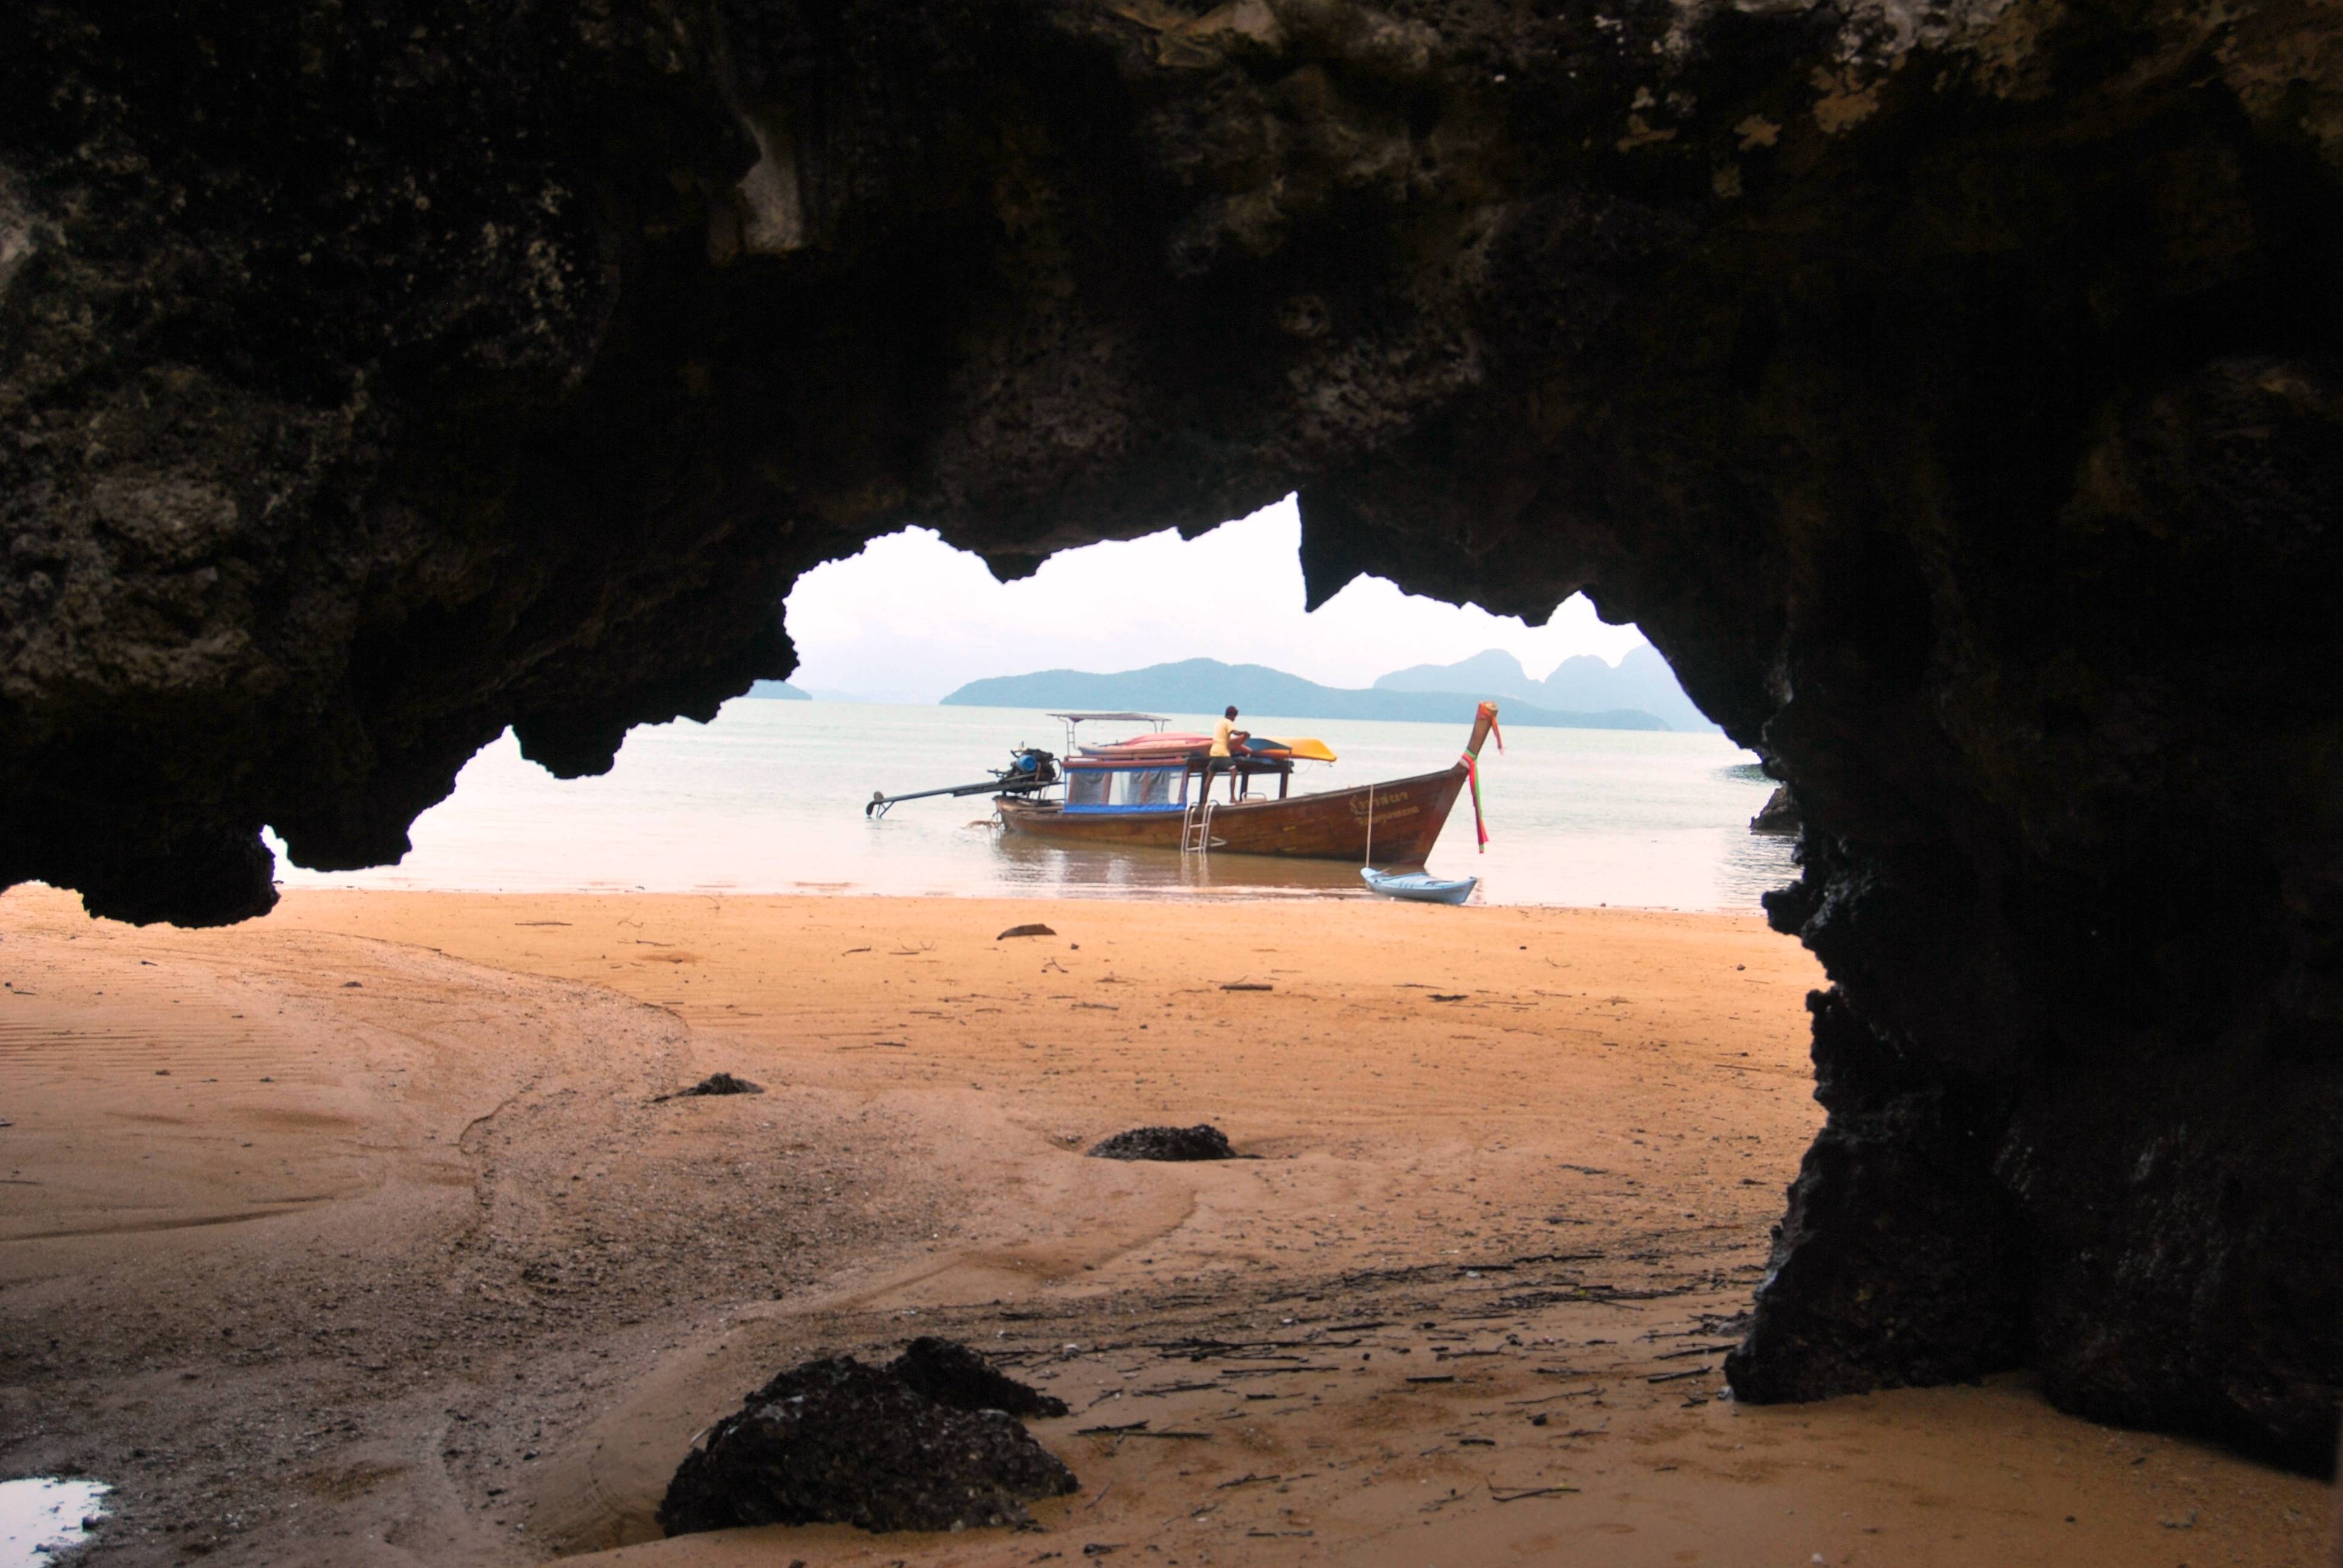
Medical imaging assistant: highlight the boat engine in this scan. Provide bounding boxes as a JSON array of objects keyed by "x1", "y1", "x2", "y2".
[
  {"x1": 866, "y1": 747, "x2": 1058, "y2": 818},
  {"x1": 1004, "y1": 746, "x2": 1058, "y2": 786}
]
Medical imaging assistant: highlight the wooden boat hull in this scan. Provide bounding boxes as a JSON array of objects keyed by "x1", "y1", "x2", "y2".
[{"x1": 995, "y1": 764, "x2": 1468, "y2": 863}]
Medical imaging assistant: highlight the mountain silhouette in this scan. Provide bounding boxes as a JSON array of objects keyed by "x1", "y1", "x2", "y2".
[
  {"x1": 942, "y1": 658, "x2": 1665, "y2": 730},
  {"x1": 1373, "y1": 647, "x2": 1715, "y2": 733}
]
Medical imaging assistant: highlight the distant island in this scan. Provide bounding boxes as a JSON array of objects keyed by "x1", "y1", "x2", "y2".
[
  {"x1": 942, "y1": 658, "x2": 1667, "y2": 730},
  {"x1": 1375, "y1": 647, "x2": 1717, "y2": 734},
  {"x1": 745, "y1": 679, "x2": 812, "y2": 701}
]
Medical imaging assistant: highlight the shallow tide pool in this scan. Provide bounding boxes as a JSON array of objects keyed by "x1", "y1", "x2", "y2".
[{"x1": 0, "y1": 1478, "x2": 109, "y2": 1566}]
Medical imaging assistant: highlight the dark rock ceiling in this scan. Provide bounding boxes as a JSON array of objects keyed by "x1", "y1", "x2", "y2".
[{"x1": 3, "y1": 0, "x2": 2339, "y2": 1469}]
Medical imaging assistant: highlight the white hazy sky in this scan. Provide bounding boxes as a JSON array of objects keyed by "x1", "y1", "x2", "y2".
[{"x1": 783, "y1": 495, "x2": 1648, "y2": 703}]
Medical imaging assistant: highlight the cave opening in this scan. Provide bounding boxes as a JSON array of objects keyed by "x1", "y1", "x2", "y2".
[
  {"x1": 257, "y1": 502, "x2": 1792, "y2": 913},
  {"x1": 4, "y1": 0, "x2": 2341, "y2": 1555}
]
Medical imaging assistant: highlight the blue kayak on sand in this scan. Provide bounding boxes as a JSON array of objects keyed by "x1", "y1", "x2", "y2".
[{"x1": 1360, "y1": 867, "x2": 1478, "y2": 905}]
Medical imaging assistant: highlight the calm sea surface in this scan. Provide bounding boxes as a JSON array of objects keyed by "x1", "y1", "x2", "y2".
[{"x1": 267, "y1": 700, "x2": 1797, "y2": 912}]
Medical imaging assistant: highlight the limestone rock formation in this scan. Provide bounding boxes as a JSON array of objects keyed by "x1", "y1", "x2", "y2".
[
  {"x1": 1748, "y1": 785, "x2": 1798, "y2": 835},
  {"x1": 5, "y1": 0, "x2": 2340, "y2": 1468}
]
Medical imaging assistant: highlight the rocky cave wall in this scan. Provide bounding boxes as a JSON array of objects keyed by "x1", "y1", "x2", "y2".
[{"x1": 5, "y1": 0, "x2": 2340, "y2": 1468}]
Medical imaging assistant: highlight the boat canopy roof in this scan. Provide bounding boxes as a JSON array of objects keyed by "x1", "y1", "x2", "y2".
[
  {"x1": 1080, "y1": 733, "x2": 1212, "y2": 754},
  {"x1": 1049, "y1": 711, "x2": 1168, "y2": 724},
  {"x1": 1072, "y1": 733, "x2": 1338, "y2": 765},
  {"x1": 1064, "y1": 752, "x2": 1211, "y2": 770}
]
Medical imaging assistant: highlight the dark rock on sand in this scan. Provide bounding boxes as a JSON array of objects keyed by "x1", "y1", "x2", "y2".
[
  {"x1": 658, "y1": 1352, "x2": 1078, "y2": 1537},
  {"x1": 659, "y1": 1073, "x2": 764, "y2": 1101},
  {"x1": 889, "y1": 1336, "x2": 1070, "y2": 1419},
  {"x1": 1087, "y1": 1126, "x2": 1236, "y2": 1162}
]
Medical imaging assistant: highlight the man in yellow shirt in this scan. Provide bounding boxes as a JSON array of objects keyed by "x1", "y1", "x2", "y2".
[
  {"x1": 1211, "y1": 705, "x2": 1246, "y2": 757},
  {"x1": 1208, "y1": 705, "x2": 1249, "y2": 798}
]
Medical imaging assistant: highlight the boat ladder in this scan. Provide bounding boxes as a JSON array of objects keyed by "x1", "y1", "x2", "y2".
[{"x1": 1181, "y1": 798, "x2": 1215, "y2": 855}]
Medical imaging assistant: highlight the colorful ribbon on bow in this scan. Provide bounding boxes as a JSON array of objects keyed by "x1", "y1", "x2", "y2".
[
  {"x1": 1462, "y1": 751, "x2": 1490, "y2": 852},
  {"x1": 1462, "y1": 705, "x2": 1503, "y2": 852}
]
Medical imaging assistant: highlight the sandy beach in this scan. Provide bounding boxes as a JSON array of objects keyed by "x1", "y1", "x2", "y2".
[{"x1": 0, "y1": 884, "x2": 2327, "y2": 1567}]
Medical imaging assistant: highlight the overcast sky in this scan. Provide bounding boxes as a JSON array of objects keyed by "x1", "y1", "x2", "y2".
[{"x1": 782, "y1": 496, "x2": 1650, "y2": 703}]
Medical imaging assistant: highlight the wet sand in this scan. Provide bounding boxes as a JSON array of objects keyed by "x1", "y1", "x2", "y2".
[{"x1": 0, "y1": 886, "x2": 2327, "y2": 1566}]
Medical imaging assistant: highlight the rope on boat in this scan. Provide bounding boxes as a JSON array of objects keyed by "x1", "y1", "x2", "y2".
[{"x1": 1364, "y1": 783, "x2": 1375, "y2": 866}]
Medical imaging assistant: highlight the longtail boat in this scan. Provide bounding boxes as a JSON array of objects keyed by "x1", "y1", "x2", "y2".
[{"x1": 990, "y1": 701, "x2": 1502, "y2": 864}]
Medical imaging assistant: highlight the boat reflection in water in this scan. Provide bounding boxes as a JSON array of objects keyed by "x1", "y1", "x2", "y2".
[{"x1": 988, "y1": 831, "x2": 1393, "y2": 898}]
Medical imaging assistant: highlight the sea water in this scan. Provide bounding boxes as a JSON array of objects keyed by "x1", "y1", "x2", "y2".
[{"x1": 266, "y1": 700, "x2": 1796, "y2": 911}]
